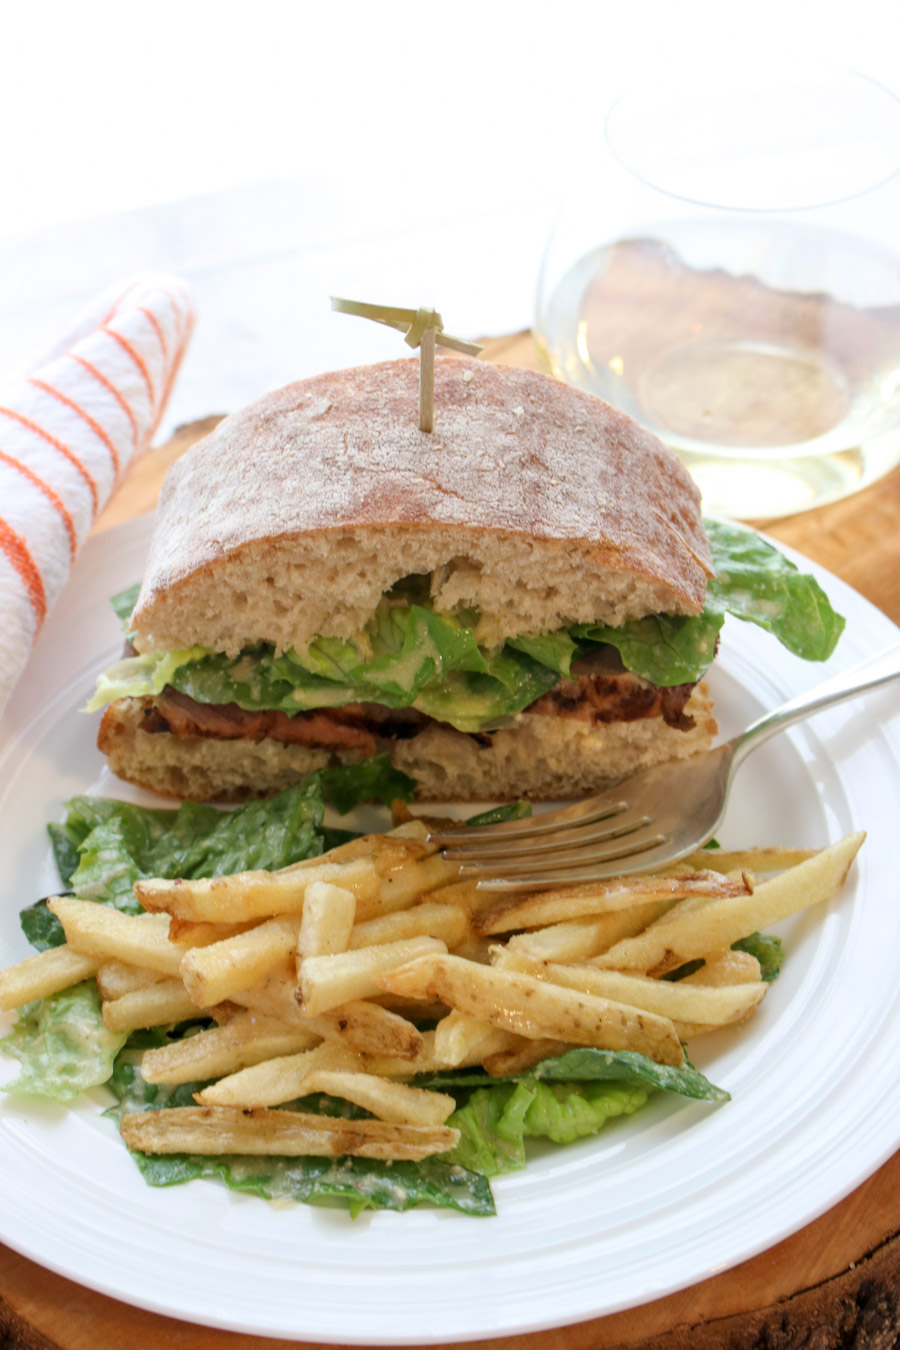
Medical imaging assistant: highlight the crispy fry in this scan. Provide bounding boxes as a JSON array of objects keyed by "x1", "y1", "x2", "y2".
[
  {"x1": 297, "y1": 882, "x2": 356, "y2": 960},
  {"x1": 432, "y1": 1010, "x2": 521, "y2": 1067},
  {"x1": 140, "y1": 1010, "x2": 320, "y2": 1084},
  {"x1": 299, "y1": 936, "x2": 448, "y2": 1016},
  {"x1": 475, "y1": 871, "x2": 752, "y2": 936},
  {"x1": 305, "y1": 1001, "x2": 424, "y2": 1060},
  {"x1": 0, "y1": 943, "x2": 99, "y2": 1010},
  {"x1": 120, "y1": 1105, "x2": 459, "y2": 1160},
  {"x1": 503, "y1": 899, "x2": 677, "y2": 963},
  {"x1": 495, "y1": 949, "x2": 767, "y2": 1026},
  {"x1": 682, "y1": 949, "x2": 762, "y2": 986},
  {"x1": 678, "y1": 846, "x2": 819, "y2": 874},
  {"x1": 180, "y1": 917, "x2": 303, "y2": 1008},
  {"x1": 349, "y1": 902, "x2": 469, "y2": 951},
  {"x1": 295, "y1": 1070, "x2": 456, "y2": 1126},
  {"x1": 95, "y1": 961, "x2": 167, "y2": 1000},
  {"x1": 48, "y1": 898, "x2": 194, "y2": 975},
  {"x1": 135, "y1": 857, "x2": 379, "y2": 923},
  {"x1": 377, "y1": 953, "x2": 685, "y2": 1066},
  {"x1": 101, "y1": 978, "x2": 202, "y2": 1032},
  {"x1": 194, "y1": 1041, "x2": 360, "y2": 1106},
  {"x1": 593, "y1": 833, "x2": 864, "y2": 974},
  {"x1": 482, "y1": 1039, "x2": 569, "y2": 1077}
]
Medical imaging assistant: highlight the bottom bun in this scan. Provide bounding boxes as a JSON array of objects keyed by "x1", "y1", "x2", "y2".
[{"x1": 98, "y1": 687, "x2": 717, "y2": 804}]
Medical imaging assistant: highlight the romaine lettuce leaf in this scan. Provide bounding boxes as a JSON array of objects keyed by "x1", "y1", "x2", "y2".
[
  {"x1": 1, "y1": 983, "x2": 127, "y2": 1101},
  {"x1": 446, "y1": 1080, "x2": 650, "y2": 1177},
  {"x1": 37, "y1": 762, "x2": 412, "y2": 921}
]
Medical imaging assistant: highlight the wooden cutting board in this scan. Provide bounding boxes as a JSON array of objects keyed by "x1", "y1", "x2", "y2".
[{"x1": 3, "y1": 331, "x2": 900, "y2": 1350}]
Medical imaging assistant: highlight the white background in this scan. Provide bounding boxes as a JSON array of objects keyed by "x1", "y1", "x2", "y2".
[{"x1": 2, "y1": 0, "x2": 899, "y2": 432}]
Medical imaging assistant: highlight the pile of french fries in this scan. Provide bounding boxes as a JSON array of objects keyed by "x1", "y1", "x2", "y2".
[{"x1": 0, "y1": 818, "x2": 864, "y2": 1165}]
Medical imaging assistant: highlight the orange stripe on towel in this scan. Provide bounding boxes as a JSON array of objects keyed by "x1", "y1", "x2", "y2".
[
  {"x1": 27, "y1": 378, "x2": 121, "y2": 477},
  {"x1": 139, "y1": 306, "x2": 169, "y2": 361},
  {"x1": 68, "y1": 354, "x2": 138, "y2": 451},
  {"x1": 101, "y1": 326, "x2": 157, "y2": 409},
  {"x1": 0, "y1": 516, "x2": 46, "y2": 628},
  {"x1": 0, "y1": 406, "x2": 99, "y2": 515},
  {"x1": 0, "y1": 449, "x2": 78, "y2": 556}
]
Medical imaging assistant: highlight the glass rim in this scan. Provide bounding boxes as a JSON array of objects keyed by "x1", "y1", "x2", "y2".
[{"x1": 604, "y1": 61, "x2": 900, "y2": 214}]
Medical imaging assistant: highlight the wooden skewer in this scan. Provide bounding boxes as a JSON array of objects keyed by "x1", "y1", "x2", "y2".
[{"x1": 419, "y1": 326, "x2": 436, "y2": 433}]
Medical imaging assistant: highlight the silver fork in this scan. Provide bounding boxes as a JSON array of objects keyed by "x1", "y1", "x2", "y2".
[{"x1": 428, "y1": 645, "x2": 900, "y2": 890}]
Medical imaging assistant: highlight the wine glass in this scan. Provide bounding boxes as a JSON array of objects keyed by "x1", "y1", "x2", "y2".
[{"x1": 535, "y1": 61, "x2": 900, "y2": 520}]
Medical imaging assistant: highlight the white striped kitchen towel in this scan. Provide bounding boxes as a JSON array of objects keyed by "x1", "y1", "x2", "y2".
[{"x1": 0, "y1": 274, "x2": 194, "y2": 714}]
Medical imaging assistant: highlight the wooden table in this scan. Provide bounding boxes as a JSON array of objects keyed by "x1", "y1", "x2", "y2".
[{"x1": 3, "y1": 332, "x2": 900, "y2": 1350}]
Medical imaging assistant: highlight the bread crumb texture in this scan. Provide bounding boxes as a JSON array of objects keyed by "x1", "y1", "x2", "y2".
[{"x1": 131, "y1": 358, "x2": 711, "y2": 657}]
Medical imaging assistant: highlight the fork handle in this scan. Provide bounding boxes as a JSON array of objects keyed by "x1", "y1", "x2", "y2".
[{"x1": 732, "y1": 643, "x2": 900, "y2": 767}]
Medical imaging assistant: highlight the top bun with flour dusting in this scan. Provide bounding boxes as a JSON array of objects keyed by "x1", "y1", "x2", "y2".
[{"x1": 92, "y1": 356, "x2": 719, "y2": 802}]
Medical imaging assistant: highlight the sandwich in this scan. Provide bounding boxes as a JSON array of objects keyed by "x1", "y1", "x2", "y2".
[{"x1": 89, "y1": 356, "x2": 843, "y2": 802}]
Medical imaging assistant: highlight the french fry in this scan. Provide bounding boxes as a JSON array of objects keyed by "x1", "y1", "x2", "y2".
[
  {"x1": 678, "y1": 846, "x2": 818, "y2": 874},
  {"x1": 349, "y1": 902, "x2": 470, "y2": 952},
  {"x1": 180, "y1": 917, "x2": 303, "y2": 1008},
  {"x1": 48, "y1": 898, "x2": 192, "y2": 976},
  {"x1": 0, "y1": 944, "x2": 99, "y2": 1011},
  {"x1": 475, "y1": 871, "x2": 752, "y2": 936},
  {"x1": 299, "y1": 936, "x2": 448, "y2": 1016},
  {"x1": 377, "y1": 953, "x2": 685, "y2": 1066},
  {"x1": 297, "y1": 882, "x2": 356, "y2": 960},
  {"x1": 593, "y1": 833, "x2": 864, "y2": 975},
  {"x1": 101, "y1": 978, "x2": 202, "y2": 1032},
  {"x1": 230, "y1": 959, "x2": 304, "y2": 1023},
  {"x1": 482, "y1": 1038, "x2": 569, "y2": 1077},
  {"x1": 135, "y1": 857, "x2": 380, "y2": 923},
  {"x1": 194, "y1": 1041, "x2": 359, "y2": 1106},
  {"x1": 432, "y1": 1010, "x2": 521, "y2": 1067},
  {"x1": 295, "y1": 1070, "x2": 456, "y2": 1126},
  {"x1": 120, "y1": 1105, "x2": 459, "y2": 1160},
  {"x1": 140, "y1": 1010, "x2": 320, "y2": 1084},
  {"x1": 95, "y1": 961, "x2": 167, "y2": 1000},
  {"x1": 305, "y1": 1001, "x2": 424, "y2": 1060},
  {"x1": 494, "y1": 950, "x2": 767, "y2": 1027},
  {"x1": 682, "y1": 949, "x2": 762, "y2": 986},
  {"x1": 360, "y1": 855, "x2": 463, "y2": 921},
  {"x1": 503, "y1": 899, "x2": 677, "y2": 963}
]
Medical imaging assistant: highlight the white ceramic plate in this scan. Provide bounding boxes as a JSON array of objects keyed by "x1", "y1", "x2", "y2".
[{"x1": 1, "y1": 514, "x2": 899, "y2": 1345}]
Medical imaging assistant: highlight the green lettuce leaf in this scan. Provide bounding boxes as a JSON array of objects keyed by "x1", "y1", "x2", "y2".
[
  {"x1": 36, "y1": 762, "x2": 411, "y2": 923},
  {"x1": 106, "y1": 1061, "x2": 494, "y2": 1216},
  {"x1": 1, "y1": 983, "x2": 127, "y2": 1101},
  {"x1": 447, "y1": 1080, "x2": 650, "y2": 1177}
]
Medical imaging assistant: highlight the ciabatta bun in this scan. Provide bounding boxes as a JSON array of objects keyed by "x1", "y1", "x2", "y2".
[{"x1": 130, "y1": 357, "x2": 712, "y2": 658}]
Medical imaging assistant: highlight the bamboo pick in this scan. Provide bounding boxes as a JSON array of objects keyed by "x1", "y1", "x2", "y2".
[{"x1": 330, "y1": 298, "x2": 482, "y2": 433}]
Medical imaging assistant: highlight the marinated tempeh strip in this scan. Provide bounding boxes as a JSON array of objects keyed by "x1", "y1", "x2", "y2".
[
  {"x1": 120, "y1": 1105, "x2": 459, "y2": 1160},
  {"x1": 377, "y1": 954, "x2": 685, "y2": 1066}
]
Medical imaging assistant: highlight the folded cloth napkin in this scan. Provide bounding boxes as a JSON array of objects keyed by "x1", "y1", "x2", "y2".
[{"x1": 0, "y1": 274, "x2": 194, "y2": 715}]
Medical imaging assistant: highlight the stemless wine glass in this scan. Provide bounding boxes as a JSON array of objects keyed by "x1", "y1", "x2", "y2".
[{"x1": 535, "y1": 62, "x2": 900, "y2": 520}]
